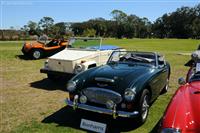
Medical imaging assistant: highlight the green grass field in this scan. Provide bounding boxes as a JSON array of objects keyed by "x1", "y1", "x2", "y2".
[{"x1": 1, "y1": 39, "x2": 200, "y2": 133}]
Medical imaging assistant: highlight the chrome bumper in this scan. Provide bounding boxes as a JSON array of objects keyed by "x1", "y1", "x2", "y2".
[
  {"x1": 40, "y1": 68, "x2": 75, "y2": 76},
  {"x1": 65, "y1": 99, "x2": 139, "y2": 118}
]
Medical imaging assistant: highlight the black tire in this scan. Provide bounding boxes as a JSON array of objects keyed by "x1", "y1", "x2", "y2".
[
  {"x1": 160, "y1": 78, "x2": 169, "y2": 94},
  {"x1": 47, "y1": 74, "x2": 59, "y2": 81},
  {"x1": 32, "y1": 49, "x2": 43, "y2": 59},
  {"x1": 138, "y1": 89, "x2": 150, "y2": 124}
]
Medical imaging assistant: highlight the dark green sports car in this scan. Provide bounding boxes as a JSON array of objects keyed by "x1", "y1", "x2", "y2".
[{"x1": 65, "y1": 51, "x2": 170, "y2": 124}]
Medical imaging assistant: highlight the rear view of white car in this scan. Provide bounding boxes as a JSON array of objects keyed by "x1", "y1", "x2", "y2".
[{"x1": 40, "y1": 37, "x2": 125, "y2": 80}]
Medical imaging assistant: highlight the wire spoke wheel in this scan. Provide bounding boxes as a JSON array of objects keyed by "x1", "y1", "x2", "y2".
[
  {"x1": 138, "y1": 89, "x2": 150, "y2": 124},
  {"x1": 141, "y1": 95, "x2": 149, "y2": 120}
]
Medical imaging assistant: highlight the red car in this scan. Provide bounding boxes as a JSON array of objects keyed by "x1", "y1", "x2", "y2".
[{"x1": 160, "y1": 64, "x2": 200, "y2": 132}]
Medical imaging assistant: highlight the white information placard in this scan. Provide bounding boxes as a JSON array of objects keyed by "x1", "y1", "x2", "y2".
[{"x1": 80, "y1": 119, "x2": 106, "y2": 133}]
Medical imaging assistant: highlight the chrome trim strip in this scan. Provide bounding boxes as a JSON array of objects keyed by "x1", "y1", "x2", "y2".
[
  {"x1": 66, "y1": 99, "x2": 139, "y2": 118},
  {"x1": 95, "y1": 77, "x2": 115, "y2": 83}
]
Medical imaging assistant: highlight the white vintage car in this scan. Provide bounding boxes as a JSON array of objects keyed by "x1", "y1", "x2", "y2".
[{"x1": 40, "y1": 37, "x2": 124, "y2": 80}]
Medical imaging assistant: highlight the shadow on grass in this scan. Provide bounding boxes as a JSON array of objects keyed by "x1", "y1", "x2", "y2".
[
  {"x1": 15, "y1": 54, "x2": 31, "y2": 60},
  {"x1": 30, "y1": 78, "x2": 70, "y2": 91},
  {"x1": 42, "y1": 106, "x2": 143, "y2": 133}
]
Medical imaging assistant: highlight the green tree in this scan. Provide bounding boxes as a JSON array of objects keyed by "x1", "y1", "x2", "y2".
[
  {"x1": 82, "y1": 28, "x2": 96, "y2": 37},
  {"x1": 111, "y1": 10, "x2": 127, "y2": 38},
  {"x1": 38, "y1": 17, "x2": 54, "y2": 35},
  {"x1": 192, "y1": 18, "x2": 200, "y2": 39},
  {"x1": 27, "y1": 21, "x2": 41, "y2": 36}
]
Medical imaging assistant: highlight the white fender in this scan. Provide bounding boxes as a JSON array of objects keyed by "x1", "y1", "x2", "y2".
[{"x1": 82, "y1": 60, "x2": 97, "y2": 70}]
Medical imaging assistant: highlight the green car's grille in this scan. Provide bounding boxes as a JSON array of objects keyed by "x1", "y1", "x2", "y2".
[{"x1": 83, "y1": 87, "x2": 122, "y2": 105}]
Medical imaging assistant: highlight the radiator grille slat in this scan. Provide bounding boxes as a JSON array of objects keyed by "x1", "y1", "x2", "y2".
[{"x1": 83, "y1": 87, "x2": 122, "y2": 105}]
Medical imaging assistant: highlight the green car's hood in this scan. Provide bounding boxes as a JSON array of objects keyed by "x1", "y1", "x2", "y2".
[{"x1": 84, "y1": 63, "x2": 155, "y2": 94}]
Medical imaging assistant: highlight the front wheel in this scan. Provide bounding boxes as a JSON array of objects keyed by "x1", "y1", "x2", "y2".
[
  {"x1": 32, "y1": 49, "x2": 43, "y2": 59},
  {"x1": 138, "y1": 89, "x2": 150, "y2": 124}
]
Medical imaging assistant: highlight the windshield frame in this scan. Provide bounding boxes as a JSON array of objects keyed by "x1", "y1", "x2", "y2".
[{"x1": 107, "y1": 51, "x2": 158, "y2": 67}]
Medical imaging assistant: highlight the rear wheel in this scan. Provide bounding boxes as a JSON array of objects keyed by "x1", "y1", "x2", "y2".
[
  {"x1": 32, "y1": 49, "x2": 43, "y2": 59},
  {"x1": 138, "y1": 89, "x2": 150, "y2": 124}
]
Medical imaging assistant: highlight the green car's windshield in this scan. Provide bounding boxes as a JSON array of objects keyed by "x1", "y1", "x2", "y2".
[{"x1": 108, "y1": 51, "x2": 156, "y2": 66}]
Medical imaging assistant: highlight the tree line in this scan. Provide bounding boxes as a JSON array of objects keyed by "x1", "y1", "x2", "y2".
[{"x1": 0, "y1": 4, "x2": 199, "y2": 40}]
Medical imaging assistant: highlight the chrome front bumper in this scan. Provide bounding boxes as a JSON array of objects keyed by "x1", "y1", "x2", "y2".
[{"x1": 65, "y1": 99, "x2": 139, "y2": 118}]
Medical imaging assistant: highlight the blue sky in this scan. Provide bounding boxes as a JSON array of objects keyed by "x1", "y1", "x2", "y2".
[{"x1": 0, "y1": 0, "x2": 199, "y2": 29}]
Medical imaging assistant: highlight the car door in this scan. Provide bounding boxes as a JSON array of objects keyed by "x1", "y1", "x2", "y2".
[
  {"x1": 150, "y1": 55, "x2": 168, "y2": 99},
  {"x1": 157, "y1": 55, "x2": 169, "y2": 92}
]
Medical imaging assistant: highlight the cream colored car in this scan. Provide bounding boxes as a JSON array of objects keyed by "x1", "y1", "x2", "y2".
[{"x1": 40, "y1": 37, "x2": 124, "y2": 80}]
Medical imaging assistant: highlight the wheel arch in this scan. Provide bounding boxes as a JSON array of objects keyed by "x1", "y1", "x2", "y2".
[
  {"x1": 81, "y1": 61, "x2": 97, "y2": 70},
  {"x1": 88, "y1": 63, "x2": 97, "y2": 69}
]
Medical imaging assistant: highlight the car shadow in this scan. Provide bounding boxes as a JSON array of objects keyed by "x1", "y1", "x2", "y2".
[
  {"x1": 15, "y1": 54, "x2": 31, "y2": 60},
  {"x1": 42, "y1": 106, "x2": 143, "y2": 133},
  {"x1": 30, "y1": 78, "x2": 69, "y2": 91}
]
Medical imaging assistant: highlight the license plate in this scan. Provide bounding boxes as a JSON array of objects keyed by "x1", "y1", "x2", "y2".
[{"x1": 80, "y1": 119, "x2": 107, "y2": 133}]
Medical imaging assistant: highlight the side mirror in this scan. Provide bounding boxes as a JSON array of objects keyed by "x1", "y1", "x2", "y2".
[{"x1": 178, "y1": 77, "x2": 186, "y2": 85}]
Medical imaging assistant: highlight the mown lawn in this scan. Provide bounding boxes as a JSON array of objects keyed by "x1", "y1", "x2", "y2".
[{"x1": 0, "y1": 39, "x2": 199, "y2": 133}]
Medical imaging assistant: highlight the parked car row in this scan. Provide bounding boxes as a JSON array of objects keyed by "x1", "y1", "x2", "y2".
[{"x1": 21, "y1": 38, "x2": 200, "y2": 132}]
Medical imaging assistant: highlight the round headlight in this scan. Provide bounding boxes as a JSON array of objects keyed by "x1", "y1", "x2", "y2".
[
  {"x1": 80, "y1": 95, "x2": 87, "y2": 104},
  {"x1": 124, "y1": 89, "x2": 136, "y2": 102},
  {"x1": 66, "y1": 81, "x2": 76, "y2": 92},
  {"x1": 75, "y1": 64, "x2": 83, "y2": 73}
]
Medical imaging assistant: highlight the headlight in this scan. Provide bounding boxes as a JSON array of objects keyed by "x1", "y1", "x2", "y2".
[
  {"x1": 124, "y1": 89, "x2": 136, "y2": 102},
  {"x1": 66, "y1": 81, "x2": 76, "y2": 92},
  {"x1": 79, "y1": 95, "x2": 87, "y2": 104},
  {"x1": 161, "y1": 128, "x2": 181, "y2": 133},
  {"x1": 75, "y1": 64, "x2": 83, "y2": 73}
]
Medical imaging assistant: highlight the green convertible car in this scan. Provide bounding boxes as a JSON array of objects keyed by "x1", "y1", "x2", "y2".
[{"x1": 66, "y1": 51, "x2": 170, "y2": 124}]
